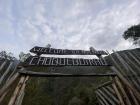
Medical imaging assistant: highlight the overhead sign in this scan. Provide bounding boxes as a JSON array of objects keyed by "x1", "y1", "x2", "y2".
[
  {"x1": 30, "y1": 46, "x2": 107, "y2": 55},
  {"x1": 22, "y1": 56, "x2": 110, "y2": 67}
]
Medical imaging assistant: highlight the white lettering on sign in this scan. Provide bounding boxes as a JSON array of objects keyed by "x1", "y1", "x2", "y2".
[
  {"x1": 25, "y1": 56, "x2": 109, "y2": 66},
  {"x1": 30, "y1": 47, "x2": 107, "y2": 55},
  {"x1": 29, "y1": 56, "x2": 38, "y2": 65}
]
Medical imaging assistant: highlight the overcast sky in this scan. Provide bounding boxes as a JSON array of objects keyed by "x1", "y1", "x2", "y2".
[{"x1": 0, "y1": 0, "x2": 140, "y2": 57}]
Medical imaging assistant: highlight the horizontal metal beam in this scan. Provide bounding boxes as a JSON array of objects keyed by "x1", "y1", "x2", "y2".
[{"x1": 18, "y1": 70, "x2": 117, "y2": 77}]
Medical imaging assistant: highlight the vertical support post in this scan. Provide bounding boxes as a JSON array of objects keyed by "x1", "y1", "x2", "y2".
[
  {"x1": 0, "y1": 61, "x2": 13, "y2": 85},
  {"x1": 0, "y1": 91, "x2": 8, "y2": 103},
  {"x1": 127, "y1": 52, "x2": 140, "y2": 65},
  {"x1": 122, "y1": 53, "x2": 140, "y2": 74},
  {"x1": 7, "y1": 74, "x2": 29, "y2": 105},
  {"x1": 96, "y1": 94, "x2": 105, "y2": 105},
  {"x1": 0, "y1": 73, "x2": 20, "y2": 98},
  {"x1": 95, "y1": 91, "x2": 110, "y2": 105},
  {"x1": 114, "y1": 77, "x2": 132, "y2": 105},
  {"x1": 14, "y1": 76, "x2": 29, "y2": 105},
  {"x1": 98, "y1": 89, "x2": 116, "y2": 105},
  {"x1": 102, "y1": 87, "x2": 119, "y2": 104},
  {"x1": 111, "y1": 66, "x2": 140, "y2": 101},
  {"x1": 128, "y1": 88, "x2": 139, "y2": 105},
  {"x1": 0, "y1": 60, "x2": 7, "y2": 72},
  {"x1": 108, "y1": 51, "x2": 140, "y2": 101},
  {"x1": 6, "y1": 62, "x2": 19, "y2": 83},
  {"x1": 113, "y1": 51, "x2": 140, "y2": 87},
  {"x1": 111, "y1": 77, "x2": 125, "y2": 105},
  {"x1": 8, "y1": 75, "x2": 26, "y2": 105}
]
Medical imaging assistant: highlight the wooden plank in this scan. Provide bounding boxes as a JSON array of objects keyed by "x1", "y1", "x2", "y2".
[
  {"x1": 127, "y1": 52, "x2": 140, "y2": 66},
  {"x1": 120, "y1": 53, "x2": 140, "y2": 91},
  {"x1": 111, "y1": 77, "x2": 125, "y2": 105},
  {"x1": 107, "y1": 51, "x2": 135, "y2": 89},
  {"x1": 113, "y1": 51, "x2": 140, "y2": 89},
  {"x1": 8, "y1": 75, "x2": 26, "y2": 105},
  {"x1": 107, "y1": 51, "x2": 140, "y2": 101},
  {"x1": 97, "y1": 90, "x2": 116, "y2": 105},
  {"x1": 0, "y1": 73, "x2": 20, "y2": 97},
  {"x1": 19, "y1": 70, "x2": 117, "y2": 77},
  {"x1": 6, "y1": 63, "x2": 19, "y2": 83},
  {"x1": 106, "y1": 51, "x2": 130, "y2": 79},
  {"x1": 131, "y1": 51, "x2": 140, "y2": 60},
  {"x1": 14, "y1": 76, "x2": 29, "y2": 105},
  {"x1": 0, "y1": 60, "x2": 7, "y2": 72},
  {"x1": 102, "y1": 87, "x2": 119, "y2": 104},
  {"x1": 96, "y1": 95, "x2": 106, "y2": 105},
  {"x1": 128, "y1": 88, "x2": 139, "y2": 105},
  {"x1": 96, "y1": 91, "x2": 110, "y2": 105},
  {"x1": 96, "y1": 81, "x2": 113, "y2": 89},
  {"x1": 113, "y1": 51, "x2": 140, "y2": 78},
  {"x1": 0, "y1": 62, "x2": 13, "y2": 85},
  {"x1": 106, "y1": 86, "x2": 115, "y2": 94},
  {"x1": 0, "y1": 90, "x2": 8, "y2": 104},
  {"x1": 15, "y1": 91, "x2": 25, "y2": 105},
  {"x1": 111, "y1": 66, "x2": 140, "y2": 101},
  {"x1": 123, "y1": 53, "x2": 140, "y2": 74},
  {"x1": 114, "y1": 77, "x2": 132, "y2": 105}
]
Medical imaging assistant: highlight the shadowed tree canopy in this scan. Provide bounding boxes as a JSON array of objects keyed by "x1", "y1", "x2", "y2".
[
  {"x1": 0, "y1": 51, "x2": 15, "y2": 60},
  {"x1": 123, "y1": 24, "x2": 140, "y2": 45},
  {"x1": 19, "y1": 52, "x2": 31, "y2": 62}
]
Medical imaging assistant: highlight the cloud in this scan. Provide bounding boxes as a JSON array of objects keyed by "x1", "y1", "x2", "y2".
[{"x1": 0, "y1": 0, "x2": 140, "y2": 58}]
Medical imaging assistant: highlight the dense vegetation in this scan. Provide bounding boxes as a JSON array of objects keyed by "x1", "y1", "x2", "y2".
[
  {"x1": 123, "y1": 24, "x2": 140, "y2": 45},
  {"x1": 22, "y1": 65, "x2": 111, "y2": 105},
  {"x1": 22, "y1": 76, "x2": 111, "y2": 105}
]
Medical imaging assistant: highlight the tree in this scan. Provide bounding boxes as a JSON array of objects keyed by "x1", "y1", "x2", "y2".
[
  {"x1": 123, "y1": 24, "x2": 140, "y2": 45},
  {"x1": 0, "y1": 51, "x2": 15, "y2": 60},
  {"x1": 19, "y1": 52, "x2": 31, "y2": 62},
  {"x1": 0, "y1": 51, "x2": 7, "y2": 59},
  {"x1": 45, "y1": 44, "x2": 51, "y2": 48}
]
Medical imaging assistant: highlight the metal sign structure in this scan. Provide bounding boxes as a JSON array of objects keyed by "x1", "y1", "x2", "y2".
[
  {"x1": 22, "y1": 56, "x2": 109, "y2": 67},
  {"x1": 30, "y1": 46, "x2": 107, "y2": 55},
  {"x1": 19, "y1": 46, "x2": 110, "y2": 67}
]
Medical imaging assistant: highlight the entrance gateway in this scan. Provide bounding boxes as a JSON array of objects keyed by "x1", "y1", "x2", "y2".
[
  {"x1": 21, "y1": 46, "x2": 110, "y2": 67},
  {"x1": 1, "y1": 46, "x2": 139, "y2": 105},
  {"x1": 4, "y1": 46, "x2": 118, "y2": 105},
  {"x1": 19, "y1": 46, "x2": 114, "y2": 77}
]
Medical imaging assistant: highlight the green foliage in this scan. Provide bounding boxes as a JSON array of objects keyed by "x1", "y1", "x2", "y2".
[
  {"x1": 19, "y1": 52, "x2": 31, "y2": 62},
  {"x1": 21, "y1": 62, "x2": 111, "y2": 105},
  {"x1": 68, "y1": 97, "x2": 83, "y2": 105},
  {"x1": 22, "y1": 76, "x2": 104, "y2": 105},
  {"x1": 22, "y1": 78, "x2": 52, "y2": 105},
  {"x1": 0, "y1": 51, "x2": 15, "y2": 60},
  {"x1": 123, "y1": 24, "x2": 140, "y2": 45}
]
